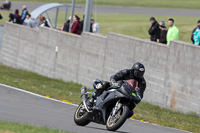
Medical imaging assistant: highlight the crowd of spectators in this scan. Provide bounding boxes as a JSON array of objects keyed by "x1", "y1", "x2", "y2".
[
  {"x1": 8, "y1": 5, "x2": 50, "y2": 29},
  {"x1": 148, "y1": 17, "x2": 179, "y2": 45},
  {"x1": 8, "y1": 5, "x2": 28, "y2": 24},
  {"x1": 148, "y1": 16, "x2": 200, "y2": 46},
  {"x1": 7, "y1": 8, "x2": 100, "y2": 35},
  {"x1": 3, "y1": 5, "x2": 198, "y2": 45},
  {"x1": 62, "y1": 14, "x2": 100, "y2": 35}
]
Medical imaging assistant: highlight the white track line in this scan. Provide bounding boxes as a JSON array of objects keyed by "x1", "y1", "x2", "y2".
[
  {"x1": 0, "y1": 83, "x2": 78, "y2": 107},
  {"x1": 0, "y1": 83, "x2": 191, "y2": 133}
]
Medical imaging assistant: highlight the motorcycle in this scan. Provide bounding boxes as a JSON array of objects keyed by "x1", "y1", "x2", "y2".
[
  {"x1": 0, "y1": 0, "x2": 11, "y2": 10},
  {"x1": 74, "y1": 78, "x2": 141, "y2": 131}
]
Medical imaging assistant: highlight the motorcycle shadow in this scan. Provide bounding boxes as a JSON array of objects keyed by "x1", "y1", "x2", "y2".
[{"x1": 86, "y1": 126, "x2": 131, "y2": 133}]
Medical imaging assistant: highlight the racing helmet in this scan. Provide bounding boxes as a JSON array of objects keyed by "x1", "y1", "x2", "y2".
[{"x1": 131, "y1": 62, "x2": 145, "y2": 79}]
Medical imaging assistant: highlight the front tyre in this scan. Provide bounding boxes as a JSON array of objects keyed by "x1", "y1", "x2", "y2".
[
  {"x1": 106, "y1": 105, "x2": 130, "y2": 131},
  {"x1": 74, "y1": 102, "x2": 90, "y2": 126}
]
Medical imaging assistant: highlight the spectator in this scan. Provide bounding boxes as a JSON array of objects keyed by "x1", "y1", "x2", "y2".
[
  {"x1": 191, "y1": 20, "x2": 200, "y2": 46},
  {"x1": 38, "y1": 14, "x2": 43, "y2": 26},
  {"x1": 148, "y1": 17, "x2": 161, "y2": 42},
  {"x1": 9, "y1": 13, "x2": 14, "y2": 22},
  {"x1": 0, "y1": 13, "x2": 2, "y2": 24},
  {"x1": 166, "y1": 18, "x2": 179, "y2": 45},
  {"x1": 71, "y1": 15, "x2": 81, "y2": 35},
  {"x1": 40, "y1": 16, "x2": 50, "y2": 27},
  {"x1": 91, "y1": 19, "x2": 100, "y2": 33},
  {"x1": 23, "y1": 14, "x2": 38, "y2": 29},
  {"x1": 21, "y1": 5, "x2": 29, "y2": 24},
  {"x1": 14, "y1": 9, "x2": 21, "y2": 24},
  {"x1": 0, "y1": 13, "x2": 2, "y2": 19},
  {"x1": 63, "y1": 16, "x2": 71, "y2": 32},
  {"x1": 80, "y1": 15, "x2": 84, "y2": 32},
  {"x1": 158, "y1": 21, "x2": 168, "y2": 44},
  {"x1": 90, "y1": 21, "x2": 93, "y2": 33},
  {"x1": 9, "y1": 9, "x2": 21, "y2": 24},
  {"x1": 80, "y1": 15, "x2": 93, "y2": 33}
]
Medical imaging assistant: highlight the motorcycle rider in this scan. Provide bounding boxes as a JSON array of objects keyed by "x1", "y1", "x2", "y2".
[
  {"x1": 87, "y1": 62, "x2": 146, "y2": 118},
  {"x1": 110, "y1": 62, "x2": 146, "y2": 117}
]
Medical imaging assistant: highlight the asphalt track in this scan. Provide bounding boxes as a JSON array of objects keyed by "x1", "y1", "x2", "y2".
[
  {"x1": 1, "y1": 1, "x2": 200, "y2": 17},
  {"x1": 0, "y1": 84, "x2": 191, "y2": 133}
]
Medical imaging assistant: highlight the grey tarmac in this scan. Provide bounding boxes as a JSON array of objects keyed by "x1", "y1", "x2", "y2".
[{"x1": 0, "y1": 84, "x2": 191, "y2": 133}]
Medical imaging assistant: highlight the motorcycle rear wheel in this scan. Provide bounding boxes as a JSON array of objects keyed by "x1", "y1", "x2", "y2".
[
  {"x1": 74, "y1": 102, "x2": 90, "y2": 126},
  {"x1": 106, "y1": 105, "x2": 129, "y2": 131}
]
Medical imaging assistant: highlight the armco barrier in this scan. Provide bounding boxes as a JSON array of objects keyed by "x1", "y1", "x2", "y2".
[{"x1": 0, "y1": 22, "x2": 199, "y2": 116}]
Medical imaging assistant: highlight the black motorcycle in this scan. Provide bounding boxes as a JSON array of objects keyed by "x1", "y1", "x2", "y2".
[{"x1": 74, "y1": 78, "x2": 141, "y2": 131}]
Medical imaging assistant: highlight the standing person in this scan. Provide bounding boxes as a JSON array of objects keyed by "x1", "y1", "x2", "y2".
[
  {"x1": 148, "y1": 17, "x2": 161, "y2": 42},
  {"x1": 0, "y1": 13, "x2": 2, "y2": 24},
  {"x1": 63, "y1": 16, "x2": 71, "y2": 32},
  {"x1": 14, "y1": 9, "x2": 21, "y2": 24},
  {"x1": 38, "y1": 14, "x2": 43, "y2": 26},
  {"x1": 80, "y1": 15, "x2": 84, "y2": 32},
  {"x1": 158, "y1": 21, "x2": 168, "y2": 44},
  {"x1": 21, "y1": 5, "x2": 28, "y2": 24},
  {"x1": 191, "y1": 20, "x2": 200, "y2": 46},
  {"x1": 80, "y1": 15, "x2": 93, "y2": 33},
  {"x1": 166, "y1": 18, "x2": 179, "y2": 45},
  {"x1": 0, "y1": 13, "x2": 2, "y2": 20},
  {"x1": 23, "y1": 14, "x2": 38, "y2": 29},
  {"x1": 8, "y1": 9, "x2": 21, "y2": 24},
  {"x1": 91, "y1": 19, "x2": 100, "y2": 33},
  {"x1": 71, "y1": 15, "x2": 81, "y2": 35},
  {"x1": 40, "y1": 16, "x2": 50, "y2": 27}
]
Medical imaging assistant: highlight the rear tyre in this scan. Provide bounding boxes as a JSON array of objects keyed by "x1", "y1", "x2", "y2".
[
  {"x1": 106, "y1": 105, "x2": 130, "y2": 131},
  {"x1": 74, "y1": 102, "x2": 90, "y2": 126}
]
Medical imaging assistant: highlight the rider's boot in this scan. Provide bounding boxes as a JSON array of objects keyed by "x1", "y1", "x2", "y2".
[{"x1": 86, "y1": 90, "x2": 97, "y2": 108}]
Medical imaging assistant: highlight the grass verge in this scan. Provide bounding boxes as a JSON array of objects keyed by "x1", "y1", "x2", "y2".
[
  {"x1": 0, "y1": 63, "x2": 84, "y2": 103},
  {"x1": 8, "y1": 0, "x2": 200, "y2": 9},
  {"x1": 0, "y1": 63, "x2": 200, "y2": 133},
  {"x1": 0, "y1": 12, "x2": 199, "y2": 43},
  {"x1": 0, "y1": 121, "x2": 68, "y2": 133}
]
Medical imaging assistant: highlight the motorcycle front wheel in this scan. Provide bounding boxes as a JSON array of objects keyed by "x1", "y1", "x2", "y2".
[
  {"x1": 106, "y1": 105, "x2": 130, "y2": 131},
  {"x1": 74, "y1": 102, "x2": 90, "y2": 126}
]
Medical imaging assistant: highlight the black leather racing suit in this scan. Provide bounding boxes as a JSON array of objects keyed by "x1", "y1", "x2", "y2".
[{"x1": 110, "y1": 69, "x2": 146, "y2": 100}]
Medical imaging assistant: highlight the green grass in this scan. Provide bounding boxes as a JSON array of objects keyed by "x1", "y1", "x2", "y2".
[
  {"x1": 0, "y1": 121, "x2": 68, "y2": 133},
  {"x1": 0, "y1": 63, "x2": 84, "y2": 103},
  {"x1": 0, "y1": 11, "x2": 198, "y2": 43},
  {"x1": 0, "y1": 63, "x2": 200, "y2": 133},
  {"x1": 135, "y1": 103, "x2": 200, "y2": 133},
  {"x1": 9, "y1": 0, "x2": 200, "y2": 9}
]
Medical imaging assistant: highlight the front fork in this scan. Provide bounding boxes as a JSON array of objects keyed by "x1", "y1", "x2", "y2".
[
  {"x1": 81, "y1": 87, "x2": 93, "y2": 112},
  {"x1": 111, "y1": 100, "x2": 122, "y2": 117}
]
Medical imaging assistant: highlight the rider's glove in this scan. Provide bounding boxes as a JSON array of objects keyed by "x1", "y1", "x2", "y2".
[
  {"x1": 135, "y1": 87, "x2": 140, "y2": 92},
  {"x1": 111, "y1": 79, "x2": 116, "y2": 84}
]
